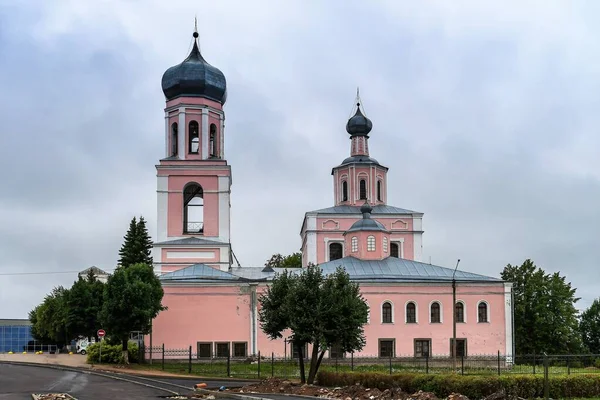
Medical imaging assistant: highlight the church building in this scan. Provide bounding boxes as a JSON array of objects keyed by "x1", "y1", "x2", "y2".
[{"x1": 148, "y1": 29, "x2": 514, "y2": 359}]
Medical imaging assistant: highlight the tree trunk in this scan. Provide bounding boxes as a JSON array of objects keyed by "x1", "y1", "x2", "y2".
[
  {"x1": 297, "y1": 341, "x2": 306, "y2": 384},
  {"x1": 122, "y1": 337, "x2": 129, "y2": 364},
  {"x1": 307, "y1": 341, "x2": 321, "y2": 384},
  {"x1": 313, "y1": 350, "x2": 327, "y2": 384}
]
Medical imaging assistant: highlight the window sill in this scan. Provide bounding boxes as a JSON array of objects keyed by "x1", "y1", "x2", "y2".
[
  {"x1": 405, "y1": 322, "x2": 418, "y2": 325},
  {"x1": 477, "y1": 321, "x2": 490, "y2": 324},
  {"x1": 381, "y1": 322, "x2": 394, "y2": 325}
]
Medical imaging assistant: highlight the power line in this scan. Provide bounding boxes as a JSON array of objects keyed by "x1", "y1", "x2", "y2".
[{"x1": 0, "y1": 269, "x2": 116, "y2": 277}]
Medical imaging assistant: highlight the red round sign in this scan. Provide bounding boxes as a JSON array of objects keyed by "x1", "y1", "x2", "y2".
[{"x1": 97, "y1": 329, "x2": 106, "y2": 337}]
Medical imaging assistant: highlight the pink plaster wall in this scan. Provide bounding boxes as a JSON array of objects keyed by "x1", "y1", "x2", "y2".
[
  {"x1": 160, "y1": 248, "x2": 220, "y2": 264},
  {"x1": 165, "y1": 96, "x2": 223, "y2": 110},
  {"x1": 333, "y1": 165, "x2": 388, "y2": 206},
  {"x1": 344, "y1": 230, "x2": 391, "y2": 260},
  {"x1": 150, "y1": 282, "x2": 507, "y2": 358}
]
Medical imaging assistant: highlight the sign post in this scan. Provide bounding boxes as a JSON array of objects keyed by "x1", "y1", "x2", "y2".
[{"x1": 97, "y1": 329, "x2": 106, "y2": 363}]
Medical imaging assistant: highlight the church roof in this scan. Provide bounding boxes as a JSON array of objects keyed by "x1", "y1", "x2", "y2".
[
  {"x1": 154, "y1": 237, "x2": 228, "y2": 246},
  {"x1": 314, "y1": 256, "x2": 501, "y2": 283},
  {"x1": 307, "y1": 204, "x2": 422, "y2": 216},
  {"x1": 160, "y1": 263, "x2": 240, "y2": 282}
]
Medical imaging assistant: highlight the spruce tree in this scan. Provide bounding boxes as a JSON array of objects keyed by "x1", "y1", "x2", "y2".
[
  {"x1": 118, "y1": 217, "x2": 139, "y2": 267},
  {"x1": 136, "y1": 216, "x2": 154, "y2": 266}
]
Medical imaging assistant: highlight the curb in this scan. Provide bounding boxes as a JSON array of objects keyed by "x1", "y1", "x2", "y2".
[
  {"x1": 1, "y1": 361, "x2": 271, "y2": 400},
  {"x1": 31, "y1": 394, "x2": 77, "y2": 400}
]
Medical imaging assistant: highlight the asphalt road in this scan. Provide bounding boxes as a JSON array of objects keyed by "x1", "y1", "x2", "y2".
[{"x1": 0, "y1": 363, "x2": 248, "y2": 400}]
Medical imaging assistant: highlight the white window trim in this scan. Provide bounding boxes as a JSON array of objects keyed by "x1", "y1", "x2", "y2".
[
  {"x1": 351, "y1": 236, "x2": 358, "y2": 252},
  {"x1": 356, "y1": 173, "x2": 369, "y2": 201},
  {"x1": 429, "y1": 300, "x2": 443, "y2": 323},
  {"x1": 340, "y1": 173, "x2": 348, "y2": 203},
  {"x1": 381, "y1": 300, "x2": 394, "y2": 324},
  {"x1": 325, "y1": 240, "x2": 345, "y2": 262},
  {"x1": 455, "y1": 300, "x2": 467, "y2": 323},
  {"x1": 405, "y1": 300, "x2": 418, "y2": 324},
  {"x1": 367, "y1": 235, "x2": 376, "y2": 252},
  {"x1": 390, "y1": 240, "x2": 404, "y2": 258},
  {"x1": 477, "y1": 300, "x2": 490, "y2": 323}
]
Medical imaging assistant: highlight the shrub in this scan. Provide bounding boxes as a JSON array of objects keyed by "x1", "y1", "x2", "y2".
[
  {"x1": 86, "y1": 342, "x2": 139, "y2": 364},
  {"x1": 316, "y1": 371, "x2": 600, "y2": 399}
]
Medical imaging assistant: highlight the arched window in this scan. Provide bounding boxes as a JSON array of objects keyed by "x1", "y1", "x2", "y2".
[
  {"x1": 455, "y1": 302, "x2": 465, "y2": 323},
  {"x1": 171, "y1": 123, "x2": 178, "y2": 156},
  {"x1": 406, "y1": 302, "x2": 417, "y2": 323},
  {"x1": 183, "y1": 183, "x2": 204, "y2": 233},
  {"x1": 342, "y1": 181, "x2": 348, "y2": 202},
  {"x1": 329, "y1": 242, "x2": 343, "y2": 261},
  {"x1": 209, "y1": 123, "x2": 217, "y2": 157},
  {"x1": 351, "y1": 236, "x2": 358, "y2": 252},
  {"x1": 478, "y1": 302, "x2": 488, "y2": 323},
  {"x1": 189, "y1": 121, "x2": 199, "y2": 154},
  {"x1": 430, "y1": 302, "x2": 441, "y2": 323},
  {"x1": 390, "y1": 243, "x2": 399, "y2": 258},
  {"x1": 367, "y1": 235, "x2": 376, "y2": 252},
  {"x1": 377, "y1": 180, "x2": 382, "y2": 202},
  {"x1": 359, "y1": 179, "x2": 367, "y2": 200},
  {"x1": 383, "y1": 237, "x2": 388, "y2": 253},
  {"x1": 382, "y1": 302, "x2": 393, "y2": 324}
]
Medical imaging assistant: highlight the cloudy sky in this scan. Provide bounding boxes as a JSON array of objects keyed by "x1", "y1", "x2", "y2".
[{"x1": 1, "y1": 0, "x2": 599, "y2": 319}]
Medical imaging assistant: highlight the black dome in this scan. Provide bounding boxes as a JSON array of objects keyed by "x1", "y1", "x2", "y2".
[
  {"x1": 346, "y1": 104, "x2": 372, "y2": 136},
  {"x1": 161, "y1": 36, "x2": 227, "y2": 104}
]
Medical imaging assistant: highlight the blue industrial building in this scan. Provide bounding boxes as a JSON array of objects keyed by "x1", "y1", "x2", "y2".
[{"x1": 0, "y1": 319, "x2": 33, "y2": 353}]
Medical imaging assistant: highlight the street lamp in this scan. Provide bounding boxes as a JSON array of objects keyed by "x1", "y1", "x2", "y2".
[{"x1": 452, "y1": 259, "x2": 461, "y2": 372}]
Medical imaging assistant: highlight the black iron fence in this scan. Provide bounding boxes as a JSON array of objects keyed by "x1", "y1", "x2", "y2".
[{"x1": 140, "y1": 345, "x2": 600, "y2": 379}]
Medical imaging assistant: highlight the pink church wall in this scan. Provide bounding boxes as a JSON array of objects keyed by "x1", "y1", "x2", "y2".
[
  {"x1": 160, "y1": 248, "x2": 220, "y2": 263},
  {"x1": 165, "y1": 96, "x2": 223, "y2": 110},
  {"x1": 150, "y1": 282, "x2": 507, "y2": 358}
]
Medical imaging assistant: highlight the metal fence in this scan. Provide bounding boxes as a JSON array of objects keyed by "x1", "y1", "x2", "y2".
[{"x1": 141, "y1": 346, "x2": 600, "y2": 379}]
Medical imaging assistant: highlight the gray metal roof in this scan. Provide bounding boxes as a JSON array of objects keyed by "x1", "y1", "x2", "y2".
[
  {"x1": 313, "y1": 256, "x2": 501, "y2": 283},
  {"x1": 78, "y1": 266, "x2": 108, "y2": 275},
  {"x1": 154, "y1": 237, "x2": 228, "y2": 246},
  {"x1": 0, "y1": 319, "x2": 32, "y2": 326},
  {"x1": 160, "y1": 263, "x2": 240, "y2": 282},
  {"x1": 308, "y1": 204, "x2": 420, "y2": 215}
]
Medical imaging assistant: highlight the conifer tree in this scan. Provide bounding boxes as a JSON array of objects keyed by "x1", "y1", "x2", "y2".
[
  {"x1": 118, "y1": 216, "x2": 153, "y2": 267},
  {"x1": 135, "y1": 216, "x2": 154, "y2": 266}
]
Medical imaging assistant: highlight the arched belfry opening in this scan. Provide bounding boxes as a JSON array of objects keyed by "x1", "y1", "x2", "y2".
[
  {"x1": 209, "y1": 123, "x2": 217, "y2": 158},
  {"x1": 342, "y1": 181, "x2": 348, "y2": 202},
  {"x1": 359, "y1": 179, "x2": 367, "y2": 200},
  {"x1": 171, "y1": 123, "x2": 178, "y2": 156},
  {"x1": 189, "y1": 121, "x2": 199, "y2": 154},
  {"x1": 183, "y1": 183, "x2": 204, "y2": 234}
]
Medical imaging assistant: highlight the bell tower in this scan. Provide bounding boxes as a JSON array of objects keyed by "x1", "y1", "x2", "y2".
[{"x1": 153, "y1": 27, "x2": 232, "y2": 273}]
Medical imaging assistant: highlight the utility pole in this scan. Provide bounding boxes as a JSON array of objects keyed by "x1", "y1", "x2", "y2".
[{"x1": 452, "y1": 259, "x2": 461, "y2": 372}]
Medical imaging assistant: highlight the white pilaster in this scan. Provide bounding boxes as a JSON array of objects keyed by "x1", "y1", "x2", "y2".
[
  {"x1": 178, "y1": 108, "x2": 186, "y2": 160},
  {"x1": 306, "y1": 216, "x2": 317, "y2": 266},
  {"x1": 413, "y1": 233, "x2": 423, "y2": 262},
  {"x1": 201, "y1": 108, "x2": 209, "y2": 159},
  {"x1": 164, "y1": 112, "x2": 169, "y2": 158},
  {"x1": 156, "y1": 176, "x2": 169, "y2": 243},
  {"x1": 504, "y1": 282, "x2": 514, "y2": 359},
  {"x1": 218, "y1": 176, "x2": 231, "y2": 244},
  {"x1": 220, "y1": 114, "x2": 225, "y2": 159}
]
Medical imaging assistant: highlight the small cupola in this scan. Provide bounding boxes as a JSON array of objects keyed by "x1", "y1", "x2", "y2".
[
  {"x1": 161, "y1": 27, "x2": 227, "y2": 104},
  {"x1": 346, "y1": 102, "x2": 373, "y2": 136}
]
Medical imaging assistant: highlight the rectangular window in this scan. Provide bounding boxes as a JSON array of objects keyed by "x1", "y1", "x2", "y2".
[
  {"x1": 329, "y1": 343, "x2": 345, "y2": 359},
  {"x1": 367, "y1": 236, "x2": 376, "y2": 252},
  {"x1": 291, "y1": 342, "x2": 308, "y2": 359},
  {"x1": 450, "y1": 339, "x2": 467, "y2": 357},
  {"x1": 197, "y1": 342, "x2": 212, "y2": 358},
  {"x1": 414, "y1": 339, "x2": 431, "y2": 358},
  {"x1": 379, "y1": 339, "x2": 395, "y2": 358},
  {"x1": 233, "y1": 342, "x2": 247, "y2": 358},
  {"x1": 215, "y1": 342, "x2": 230, "y2": 358}
]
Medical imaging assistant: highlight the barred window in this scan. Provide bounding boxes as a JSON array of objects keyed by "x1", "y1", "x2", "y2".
[
  {"x1": 382, "y1": 302, "x2": 393, "y2": 323},
  {"x1": 383, "y1": 237, "x2": 388, "y2": 253},
  {"x1": 430, "y1": 302, "x2": 441, "y2": 323},
  {"x1": 478, "y1": 302, "x2": 488, "y2": 323},
  {"x1": 233, "y1": 342, "x2": 247, "y2": 358},
  {"x1": 455, "y1": 302, "x2": 465, "y2": 323},
  {"x1": 406, "y1": 302, "x2": 417, "y2": 323},
  {"x1": 351, "y1": 236, "x2": 358, "y2": 252},
  {"x1": 367, "y1": 236, "x2": 376, "y2": 251}
]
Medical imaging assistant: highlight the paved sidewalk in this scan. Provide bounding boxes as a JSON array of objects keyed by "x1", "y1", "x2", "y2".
[{"x1": 0, "y1": 353, "x2": 90, "y2": 368}]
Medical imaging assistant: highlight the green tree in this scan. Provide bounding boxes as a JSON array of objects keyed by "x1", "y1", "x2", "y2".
[
  {"x1": 501, "y1": 259, "x2": 582, "y2": 354},
  {"x1": 265, "y1": 252, "x2": 302, "y2": 269},
  {"x1": 118, "y1": 216, "x2": 153, "y2": 267},
  {"x1": 99, "y1": 263, "x2": 166, "y2": 363},
  {"x1": 65, "y1": 270, "x2": 105, "y2": 341},
  {"x1": 258, "y1": 265, "x2": 368, "y2": 383},
  {"x1": 29, "y1": 286, "x2": 71, "y2": 346},
  {"x1": 580, "y1": 298, "x2": 600, "y2": 353}
]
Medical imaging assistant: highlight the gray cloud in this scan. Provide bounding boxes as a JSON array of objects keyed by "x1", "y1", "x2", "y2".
[{"x1": 1, "y1": 0, "x2": 599, "y2": 317}]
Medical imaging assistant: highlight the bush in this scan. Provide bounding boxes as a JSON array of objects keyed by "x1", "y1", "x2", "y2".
[
  {"x1": 86, "y1": 342, "x2": 139, "y2": 364},
  {"x1": 316, "y1": 371, "x2": 600, "y2": 399}
]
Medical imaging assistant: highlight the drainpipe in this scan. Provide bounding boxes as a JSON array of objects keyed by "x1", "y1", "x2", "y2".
[{"x1": 250, "y1": 283, "x2": 258, "y2": 355}]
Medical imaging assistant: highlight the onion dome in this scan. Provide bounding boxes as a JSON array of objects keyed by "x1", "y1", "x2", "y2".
[
  {"x1": 161, "y1": 31, "x2": 227, "y2": 104},
  {"x1": 346, "y1": 202, "x2": 389, "y2": 233},
  {"x1": 346, "y1": 103, "x2": 373, "y2": 136}
]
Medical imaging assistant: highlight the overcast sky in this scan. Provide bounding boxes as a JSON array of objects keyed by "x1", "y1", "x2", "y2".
[{"x1": 1, "y1": 0, "x2": 599, "y2": 319}]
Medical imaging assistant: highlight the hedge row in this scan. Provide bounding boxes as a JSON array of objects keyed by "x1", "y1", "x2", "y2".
[
  {"x1": 86, "y1": 342, "x2": 139, "y2": 364},
  {"x1": 316, "y1": 371, "x2": 600, "y2": 399}
]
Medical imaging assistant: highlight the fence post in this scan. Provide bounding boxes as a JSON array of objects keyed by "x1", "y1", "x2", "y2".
[
  {"x1": 567, "y1": 355, "x2": 571, "y2": 375},
  {"x1": 161, "y1": 344, "x2": 165, "y2": 371},
  {"x1": 227, "y1": 354, "x2": 231, "y2": 377},
  {"x1": 543, "y1": 352, "x2": 549, "y2": 400},
  {"x1": 461, "y1": 355, "x2": 464, "y2": 375},
  {"x1": 497, "y1": 350, "x2": 501, "y2": 375},
  {"x1": 389, "y1": 354, "x2": 392, "y2": 375},
  {"x1": 271, "y1": 352, "x2": 274, "y2": 378},
  {"x1": 351, "y1": 352, "x2": 354, "y2": 371},
  {"x1": 188, "y1": 345, "x2": 192, "y2": 374},
  {"x1": 258, "y1": 351, "x2": 261, "y2": 379},
  {"x1": 425, "y1": 354, "x2": 429, "y2": 374}
]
